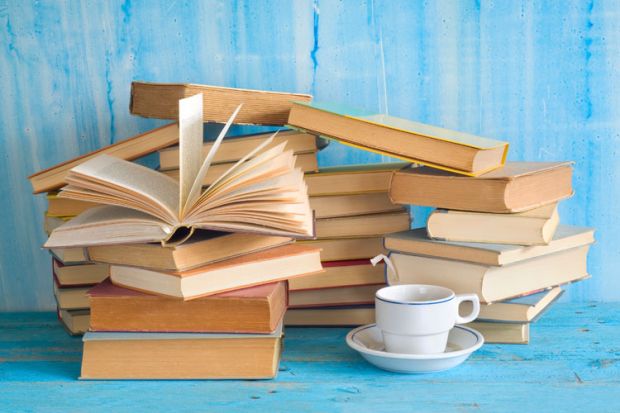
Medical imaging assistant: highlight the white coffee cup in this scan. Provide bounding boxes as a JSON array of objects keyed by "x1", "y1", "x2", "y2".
[{"x1": 375, "y1": 284, "x2": 480, "y2": 355}]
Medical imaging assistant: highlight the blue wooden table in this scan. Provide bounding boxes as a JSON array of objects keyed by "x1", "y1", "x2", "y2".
[{"x1": 1, "y1": 303, "x2": 618, "y2": 412}]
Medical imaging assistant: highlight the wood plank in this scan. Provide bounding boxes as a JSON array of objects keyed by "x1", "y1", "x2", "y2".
[{"x1": 0, "y1": 303, "x2": 618, "y2": 412}]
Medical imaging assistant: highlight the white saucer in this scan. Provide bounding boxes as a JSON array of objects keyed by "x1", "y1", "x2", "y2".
[{"x1": 346, "y1": 324, "x2": 484, "y2": 374}]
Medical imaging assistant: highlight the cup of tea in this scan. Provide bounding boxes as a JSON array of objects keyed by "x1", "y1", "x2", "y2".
[{"x1": 375, "y1": 284, "x2": 480, "y2": 355}]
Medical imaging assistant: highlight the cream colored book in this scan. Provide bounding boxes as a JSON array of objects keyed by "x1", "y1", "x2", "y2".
[
  {"x1": 284, "y1": 307, "x2": 375, "y2": 326},
  {"x1": 289, "y1": 259, "x2": 384, "y2": 291},
  {"x1": 45, "y1": 94, "x2": 313, "y2": 248},
  {"x1": 471, "y1": 287, "x2": 563, "y2": 323},
  {"x1": 467, "y1": 321, "x2": 529, "y2": 344},
  {"x1": 427, "y1": 204, "x2": 559, "y2": 245},
  {"x1": 299, "y1": 237, "x2": 386, "y2": 262},
  {"x1": 315, "y1": 211, "x2": 410, "y2": 239},
  {"x1": 50, "y1": 247, "x2": 89, "y2": 264},
  {"x1": 384, "y1": 226, "x2": 594, "y2": 266},
  {"x1": 310, "y1": 192, "x2": 405, "y2": 219},
  {"x1": 162, "y1": 152, "x2": 318, "y2": 186},
  {"x1": 386, "y1": 244, "x2": 592, "y2": 303},
  {"x1": 53, "y1": 259, "x2": 109, "y2": 286},
  {"x1": 110, "y1": 244, "x2": 323, "y2": 300},
  {"x1": 304, "y1": 163, "x2": 408, "y2": 196},
  {"x1": 289, "y1": 284, "x2": 384, "y2": 308},
  {"x1": 158, "y1": 130, "x2": 318, "y2": 170}
]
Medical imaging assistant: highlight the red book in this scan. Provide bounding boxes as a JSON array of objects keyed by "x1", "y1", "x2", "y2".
[{"x1": 89, "y1": 278, "x2": 287, "y2": 334}]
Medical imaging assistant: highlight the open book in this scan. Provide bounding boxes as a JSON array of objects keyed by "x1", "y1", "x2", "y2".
[{"x1": 45, "y1": 94, "x2": 314, "y2": 248}]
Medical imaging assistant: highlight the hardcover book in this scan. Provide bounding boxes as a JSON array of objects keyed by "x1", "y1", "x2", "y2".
[
  {"x1": 384, "y1": 226, "x2": 594, "y2": 266},
  {"x1": 81, "y1": 324, "x2": 284, "y2": 379},
  {"x1": 109, "y1": 244, "x2": 322, "y2": 300},
  {"x1": 158, "y1": 130, "x2": 319, "y2": 170},
  {"x1": 89, "y1": 279, "x2": 287, "y2": 333},
  {"x1": 389, "y1": 162, "x2": 573, "y2": 213},
  {"x1": 287, "y1": 101, "x2": 508, "y2": 176},
  {"x1": 426, "y1": 203, "x2": 560, "y2": 245},
  {"x1": 130, "y1": 81, "x2": 312, "y2": 125},
  {"x1": 29, "y1": 123, "x2": 179, "y2": 194},
  {"x1": 45, "y1": 94, "x2": 314, "y2": 248}
]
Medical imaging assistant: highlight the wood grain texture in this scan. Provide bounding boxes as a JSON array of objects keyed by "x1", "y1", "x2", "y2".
[
  {"x1": 0, "y1": 303, "x2": 618, "y2": 411},
  {"x1": 0, "y1": 1, "x2": 617, "y2": 309}
]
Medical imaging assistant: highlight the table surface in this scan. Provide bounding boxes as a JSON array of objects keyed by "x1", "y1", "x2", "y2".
[{"x1": 1, "y1": 302, "x2": 618, "y2": 413}]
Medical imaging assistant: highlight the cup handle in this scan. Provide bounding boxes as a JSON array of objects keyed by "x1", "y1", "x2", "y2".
[{"x1": 454, "y1": 294, "x2": 480, "y2": 324}]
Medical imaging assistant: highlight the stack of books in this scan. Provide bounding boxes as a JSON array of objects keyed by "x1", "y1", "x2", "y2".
[
  {"x1": 287, "y1": 102, "x2": 594, "y2": 344},
  {"x1": 286, "y1": 163, "x2": 411, "y2": 325},
  {"x1": 30, "y1": 82, "x2": 325, "y2": 379},
  {"x1": 385, "y1": 163, "x2": 594, "y2": 343},
  {"x1": 44, "y1": 201, "x2": 102, "y2": 334}
]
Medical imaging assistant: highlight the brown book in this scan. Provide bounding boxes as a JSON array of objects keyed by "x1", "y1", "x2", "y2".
[
  {"x1": 88, "y1": 232, "x2": 292, "y2": 272},
  {"x1": 305, "y1": 163, "x2": 408, "y2": 196},
  {"x1": 111, "y1": 244, "x2": 323, "y2": 300},
  {"x1": 58, "y1": 309, "x2": 90, "y2": 336},
  {"x1": 81, "y1": 324, "x2": 283, "y2": 379},
  {"x1": 284, "y1": 306, "x2": 375, "y2": 326},
  {"x1": 89, "y1": 278, "x2": 287, "y2": 333},
  {"x1": 310, "y1": 192, "x2": 405, "y2": 219},
  {"x1": 287, "y1": 102, "x2": 508, "y2": 175},
  {"x1": 315, "y1": 211, "x2": 410, "y2": 239},
  {"x1": 299, "y1": 237, "x2": 386, "y2": 262},
  {"x1": 53, "y1": 259, "x2": 109, "y2": 287},
  {"x1": 162, "y1": 151, "x2": 319, "y2": 186},
  {"x1": 386, "y1": 244, "x2": 592, "y2": 303},
  {"x1": 384, "y1": 225, "x2": 594, "y2": 266},
  {"x1": 47, "y1": 193, "x2": 99, "y2": 217},
  {"x1": 130, "y1": 81, "x2": 311, "y2": 125},
  {"x1": 158, "y1": 130, "x2": 318, "y2": 170},
  {"x1": 45, "y1": 95, "x2": 314, "y2": 248},
  {"x1": 29, "y1": 123, "x2": 179, "y2": 194},
  {"x1": 389, "y1": 162, "x2": 573, "y2": 213},
  {"x1": 289, "y1": 259, "x2": 384, "y2": 291},
  {"x1": 289, "y1": 284, "x2": 384, "y2": 308}
]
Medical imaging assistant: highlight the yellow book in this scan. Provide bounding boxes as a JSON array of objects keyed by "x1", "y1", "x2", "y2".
[{"x1": 287, "y1": 101, "x2": 509, "y2": 176}]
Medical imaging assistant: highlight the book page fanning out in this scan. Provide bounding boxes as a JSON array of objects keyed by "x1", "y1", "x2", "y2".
[{"x1": 44, "y1": 94, "x2": 315, "y2": 249}]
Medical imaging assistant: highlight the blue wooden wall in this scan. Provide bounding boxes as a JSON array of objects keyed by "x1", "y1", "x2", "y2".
[{"x1": 0, "y1": 0, "x2": 618, "y2": 310}]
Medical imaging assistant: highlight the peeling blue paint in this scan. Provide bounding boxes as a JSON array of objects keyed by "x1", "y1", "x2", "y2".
[
  {"x1": 310, "y1": 0, "x2": 319, "y2": 95},
  {"x1": 0, "y1": 0, "x2": 619, "y2": 310}
]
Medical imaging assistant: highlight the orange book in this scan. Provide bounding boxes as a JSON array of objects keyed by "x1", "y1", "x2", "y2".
[{"x1": 89, "y1": 278, "x2": 287, "y2": 333}]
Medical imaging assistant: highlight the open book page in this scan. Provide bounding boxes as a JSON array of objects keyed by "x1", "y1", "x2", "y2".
[
  {"x1": 187, "y1": 142, "x2": 290, "y2": 216},
  {"x1": 63, "y1": 154, "x2": 179, "y2": 224},
  {"x1": 60, "y1": 185, "x2": 174, "y2": 223},
  {"x1": 183, "y1": 104, "x2": 242, "y2": 218},
  {"x1": 178, "y1": 94, "x2": 204, "y2": 217},
  {"x1": 187, "y1": 167, "x2": 313, "y2": 237},
  {"x1": 202, "y1": 133, "x2": 276, "y2": 196},
  {"x1": 44, "y1": 206, "x2": 173, "y2": 248}
]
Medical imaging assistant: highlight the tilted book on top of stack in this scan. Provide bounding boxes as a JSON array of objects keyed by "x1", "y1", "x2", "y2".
[
  {"x1": 44, "y1": 94, "x2": 315, "y2": 249},
  {"x1": 287, "y1": 101, "x2": 509, "y2": 176},
  {"x1": 130, "y1": 81, "x2": 312, "y2": 125}
]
